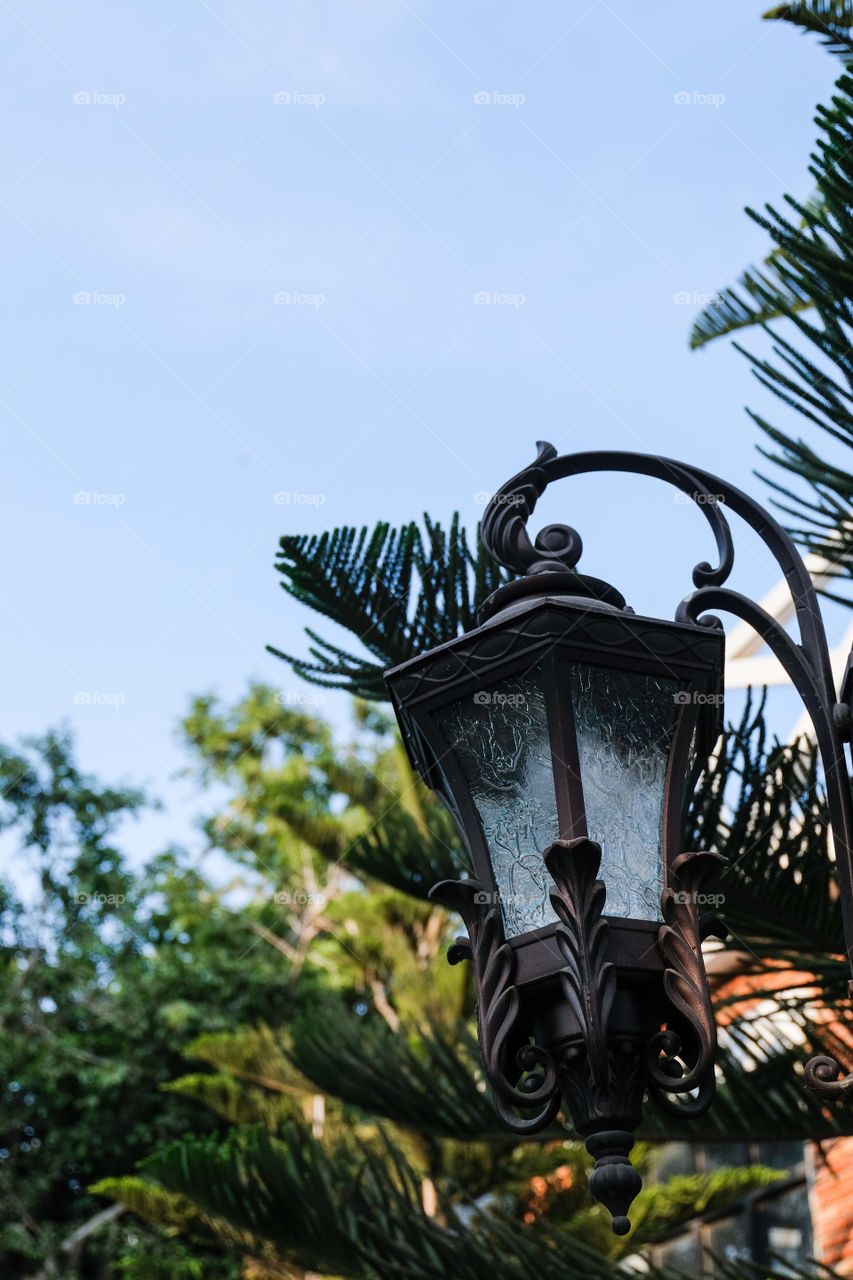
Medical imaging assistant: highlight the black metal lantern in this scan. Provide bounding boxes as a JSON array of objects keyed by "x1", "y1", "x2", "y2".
[{"x1": 384, "y1": 443, "x2": 853, "y2": 1234}]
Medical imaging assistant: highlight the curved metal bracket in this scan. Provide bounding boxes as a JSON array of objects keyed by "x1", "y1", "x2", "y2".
[
  {"x1": 482, "y1": 443, "x2": 853, "y2": 1100},
  {"x1": 428, "y1": 878, "x2": 560, "y2": 1132}
]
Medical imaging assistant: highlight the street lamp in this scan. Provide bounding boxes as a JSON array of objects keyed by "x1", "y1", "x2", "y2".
[{"x1": 384, "y1": 442, "x2": 853, "y2": 1234}]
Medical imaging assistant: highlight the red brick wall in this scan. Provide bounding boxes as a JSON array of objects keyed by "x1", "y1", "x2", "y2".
[
  {"x1": 709, "y1": 959, "x2": 853, "y2": 1269},
  {"x1": 810, "y1": 1139, "x2": 853, "y2": 1272}
]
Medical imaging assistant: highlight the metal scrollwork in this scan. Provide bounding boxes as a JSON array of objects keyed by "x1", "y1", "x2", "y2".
[
  {"x1": 804, "y1": 1055, "x2": 853, "y2": 1100},
  {"x1": 545, "y1": 837, "x2": 643, "y2": 1234},
  {"x1": 428, "y1": 879, "x2": 560, "y2": 1133},
  {"x1": 480, "y1": 440, "x2": 583, "y2": 576},
  {"x1": 545, "y1": 837, "x2": 616, "y2": 1087},
  {"x1": 647, "y1": 851, "x2": 726, "y2": 1114}
]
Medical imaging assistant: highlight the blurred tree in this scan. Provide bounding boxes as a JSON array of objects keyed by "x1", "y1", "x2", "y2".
[{"x1": 0, "y1": 727, "x2": 307, "y2": 1278}]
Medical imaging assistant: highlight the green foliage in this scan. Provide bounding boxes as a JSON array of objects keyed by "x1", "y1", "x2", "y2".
[
  {"x1": 0, "y1": 730, "x2": 298, "y2": 1278},
  {"x1": 763, "y1": 1, "x2": 853, "y2": 54},
  {"x1": 626, "y1": 1166, "x2": 785, "y2": 1244},
  {"x1": 269, "y1": 515, "x2": 508, "y2": 700},
  {"x1": 106, "y1": 1123, "x2": 820, "y2": 1280},
  {"x1": 691, "y1": 67, "x2": 853, "y2": 593}
]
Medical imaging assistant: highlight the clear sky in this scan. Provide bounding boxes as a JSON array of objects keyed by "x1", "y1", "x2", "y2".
[{"x1": 0, "y1": 0, "x2": 846, "y2": 869}]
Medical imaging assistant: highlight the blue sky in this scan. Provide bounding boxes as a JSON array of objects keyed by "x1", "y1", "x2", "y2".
[{"x1": 0, "y1": 0, "x2": 846, "y2": 869}]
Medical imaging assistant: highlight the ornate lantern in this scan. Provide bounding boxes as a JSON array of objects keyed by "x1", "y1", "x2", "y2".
[{"x1": 384, "y1": 443, "x2": 853, "y2": 1234}]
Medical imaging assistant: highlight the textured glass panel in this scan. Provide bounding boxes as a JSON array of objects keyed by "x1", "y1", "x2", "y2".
[
  {"x1": 570, "y1": 664, "x2": 679, "y2": 921},
  {"x1": 434, "y1": 668, "x2": 560, "y2": 938}
]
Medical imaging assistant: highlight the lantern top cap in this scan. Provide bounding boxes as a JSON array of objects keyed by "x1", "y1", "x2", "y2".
[{"x1": 384, "y1": 586, "x2": 725, "y2": 695}]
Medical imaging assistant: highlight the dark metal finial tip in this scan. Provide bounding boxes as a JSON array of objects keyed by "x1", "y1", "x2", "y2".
[{"x1": 585, "y1": 1129, "x2": 642, "y2": 1235}]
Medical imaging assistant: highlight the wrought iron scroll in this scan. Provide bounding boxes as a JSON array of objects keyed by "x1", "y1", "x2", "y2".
[
  {"x1": 428, "y1": 878, "x2": 560, "y2": 1133},
  {"x1": 647, "y1": 850, "x2": 726, "y2": 1118},
  {"x1": 481, "y1": 442, "x2": 853, "y2": 1101}
]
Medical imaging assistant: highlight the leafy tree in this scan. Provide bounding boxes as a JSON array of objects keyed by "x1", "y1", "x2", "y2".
[{"x1": 0, "y1": 728, "x2": 307, "y2": 1278}]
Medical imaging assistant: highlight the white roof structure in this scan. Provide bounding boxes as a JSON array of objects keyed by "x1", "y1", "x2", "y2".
[{"x1": 724, "y1": 552, "x2": 853, "y2": 741}]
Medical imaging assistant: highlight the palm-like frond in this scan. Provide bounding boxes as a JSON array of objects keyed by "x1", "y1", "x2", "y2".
[
  {"x1": 689, "y1": 256, "x2": 815, "y2": 350},
  {"x1": 764, "y1": 1, "x2": 853, "y2": 55},
  {"x1": 342, "y1": 803, "x2": 470, "y2": 899},
  {"x1": 268, "y1": 516, "x2": 508, "y2": 700},
  {"x1": 162, "y1": 1073, "x2": 295, "y2": 1129},
  {"x1": 287, "y1": 1010, "x2": 504, "y2": 1138},
  {"x1": 691, "y1": 71, "x2": 853, "y2": 586},
  {"x1": 184, "y1": 1027, "x2": 305, "y2": 1096},
  {"x1": 110, "y1": 1124, "x2": 832, "y2": 1280},
  {"x1": 688, "y1": 695, "x2": 840, "y2": 964}
]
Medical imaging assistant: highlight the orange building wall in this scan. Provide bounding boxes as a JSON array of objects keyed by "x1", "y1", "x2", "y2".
[{"x1": 810, "y1": 1138, "x2": 853, "y2": 1273}]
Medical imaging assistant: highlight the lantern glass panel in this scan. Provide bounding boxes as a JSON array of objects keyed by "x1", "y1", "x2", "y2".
[
  {"x1": 569, "y1": 664, "x2": 680, "y2": 921},
  {"x1": 434, "y1": 665, "x2": 560, "y2": 938}
]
